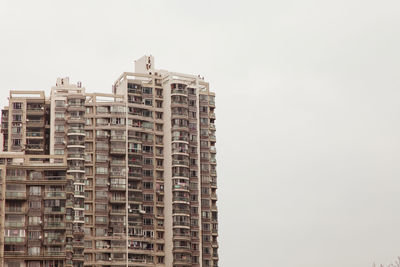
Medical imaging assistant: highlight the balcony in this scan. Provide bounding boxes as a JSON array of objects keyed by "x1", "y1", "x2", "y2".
[
  {"x1": 44, "y1": 222, "x2": 66, "y2": 229},
  {"x1": 27, "y1": 107, "x2": 44, "y2": 114},
  {"x1": 5, "y1": 206, "x2": 24, "y2": 214},
  {"x1": 44, "y1": 251, "x2": 66, "y2": 256},
  {"x1": 128, "y1": 197, "x2": 142, "y2": 202},
  {"x1": 67, "y1": 140, "x2": 85, "y2": 146},
  {"x1": 172, "y1": 172, "x2": 189, "y2": 178},
  {"x1": 173, "y1": 184, "x2": 189, "y2": 191},
  {"x1": 172, "y1": 209, "x2": 190, "y2": 215},
  {"x1": 45, "y1": 175, "x2": 65, "y2": 181},
  {"x1": 26, "y1": 119, "x2": 44, "y2": 126},
  {"x1": 128, "y1": 172, "x2": 141, "y2": 178},
  {"x1": 44, "y1": 191, "x2": 66, "y2": 198},
  {"x1": 172, "y1": 160, "x2": 189, "y2": 166},
  {"x1": 5, "y1": 221, "x2": 25, "y2": 227},
  {"x1": 6, "y1": 191, "x2": 26, "y2": 199},
  {"x1": 26, "y1": 144, "x2": 44, "y2": 150},
  {"x1": 67, "y1": 166, "x2": 85, "y2": 172},
  {"x1": 110, "y1": 184, "x2": 126, "y2": 191},
  {"x1": 67, "y1": 154, "x2": 85, "y2": 160},
  {"x1": 173, "y1": 258, "x2": 192, "y2": 264},
  {"x1": 67, "y1": 116, "x2": 85, "y2": 123},
  {"x1": 44, "y1": 206, "x2": 65, "y2": 213},
  {"x1": 111, "y1": 135, "x2": 126, "y2": 141},
  {"x1": 67, "y1": 129, "x2": 85, "y2": 135},
  {"x1": 4, "y1": 237, "x2": 25, "y2": 243},
  {"x1": 173, "y1": 197, "x2": 190, "y2": 203},
  {"x1": 171, "y1": 89, "x2": 188, "y2": 95},
  {"x1": 44, "y1": 238, "x2": 65, "y2": 245},
  {"x1": 110, "y1": 198, "x2": 126, "y2": 203},
  {"x1": 111, "y1": 160, "x2": 126, "y2": 165},
  {"x1": 110, "y1": 147, "x2": 125, "y2": 154},
  {"x1": 74, "y1": 191, "x2": 85, "y2": 198},
  {"x1": 6, "y1": 175, "x2": 25, "y2": 181},
  {"x1": 26, "y1": 132, "x2": 44, "y2": 138}
]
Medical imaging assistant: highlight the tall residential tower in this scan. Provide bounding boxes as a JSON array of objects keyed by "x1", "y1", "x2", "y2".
[{"x1": 0, "y1": 56, "x2": 218, "y2": 267}]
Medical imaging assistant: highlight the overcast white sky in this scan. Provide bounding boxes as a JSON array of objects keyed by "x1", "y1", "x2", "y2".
[{"x1": 1, "y1": 0, "x2": 400, "y2": 266}]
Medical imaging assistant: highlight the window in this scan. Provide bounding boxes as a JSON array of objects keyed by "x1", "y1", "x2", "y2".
[
  {"x1": 55, "y1": 100, "x2": 65, "y2": 107},
  {"x1": 55, "y1": 112, "x2": 64, "y2": 118},
  {"x1": 144, "y1": 99, "x2": 152, "y2": 106},
  {"x1": 29, "y1": 186, "x2": 41, "y2": 196},
  {"x1": 28, "y1": 216, "x2": 41, "y2": 225},
  {"x1": 96, "y1": 167, "x2": 108, "y2": 175},
  {"x1": 143, "y1": 218, "x2": 153, "y2": 225},
  {"x1": 13, "y1": 102, "x2": 22, "y2": 109},
  {"x1": 54, "y1": 137, "x2": 64, "y2": 144},
  {"x1": 11, "y1": 125, "x2": 21, "y2": 134},
  {"x1": 55, "y1": 125, "x2": 64, "y2": 132},
  {"x1": 12, "y1": 139, "x2": 21, "y2": 146},
  {"x1": 28, "y1": 247, "x2": 40, "y2": 256},
  {"x1": 95, "y1": 216, "x2": 107, "y2": 223},
  {"x1": 97, "y1": 106, "x2": 109, "y2": 113},
  {"x1": 142, "y1": 87, "x2": 152, "y2": 94},
  {"x1": 54, "y1": 149, "x2": 64, "y2": 155},
  {"x1": 96, "y1": 154, "x2": 108, "y2": 162},
  {"x1": 29, "y1": 201, "x2": 41, "y2": 209},
  {"x1": 12, "y1": 115, "x2": 22, "y2": 121},
  {"x1": 143, "y1": 158, "x2": 153, "y2": 165},
  {"x1": 143, "y1": 194, "x2": 153, "y2": 201}
]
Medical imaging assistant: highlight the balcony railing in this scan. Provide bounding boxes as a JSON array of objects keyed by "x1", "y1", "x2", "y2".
[
  {"x1": 68, "y1": 129, "x2": 85, "y2": 134},
  {"x1": 173, "y1": 197, "x2": 189, "y2": 202},
  {"x1": 5, "y1": 221, "x2": 25, "y2": 227},
  {"x1": 26, "y1": 132, "x2": 44, "y2": 137},
  {"x1": 172, "y1": 89, "x2": 188, "y2": 95},
  {"x1": 67, "y1": 154, "x2": 84, "y2": 159},
  {"x1": 27, "y1": 120, "x2": 44, "y2": 124},
  {"x1": 26, "y1": 144, "x2": 43, "y2": 149},
  {"x1": 44, "y1": 222, "x2": 65, "y2": 228},
  {"x1": 110, "y1": 184, "x2": 126, "y2": 190},
  {"x1": 172, "y1": 160, "x2": 189, "y2": 166},
  {"x1": 44, "y1": 207, "x2": 65, "y2": 213},
  {"x1": 110, "y1": 147, "x2": 126, "y2": 153},
  {"x1": 44, "y1": 251, "x2": 66, "y2": 256},
  {"x1": 45, "y1": 192, "x2": 66, "y2": 198},
  {"x1": 6, "y1": 176, "x2": 25, "y2": 181},
  {"x1": 172, "y1": 173, "x2": 189, "y2": 178},
  {"x1": 6, "y1": 192, "x2": 26, "y2": 198},
  {"x1": 5, "y1": 207, "x2": 24, "y2": 213},
  {"x1": 4, "y1": 237, "x2": 25, "y2": 243}
]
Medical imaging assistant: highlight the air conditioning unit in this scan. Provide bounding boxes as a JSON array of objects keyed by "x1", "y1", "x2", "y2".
[{"x1": 139, "y1": 210, "x2": 145, "y2": 214}]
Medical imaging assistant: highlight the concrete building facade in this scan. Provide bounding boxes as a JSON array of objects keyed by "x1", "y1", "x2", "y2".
[{"x1": 0, "y1": 56, "x2": 218, "y2": 267}]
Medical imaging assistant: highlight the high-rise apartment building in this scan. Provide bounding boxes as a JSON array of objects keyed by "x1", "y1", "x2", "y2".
[{"x1": 0, "y1": 56, "x2": 218, "y2": 267}]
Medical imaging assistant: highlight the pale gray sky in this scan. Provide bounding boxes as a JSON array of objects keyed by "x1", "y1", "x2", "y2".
[{"x1": 1, "y1": 0, "x2": 400, "y2": 266}]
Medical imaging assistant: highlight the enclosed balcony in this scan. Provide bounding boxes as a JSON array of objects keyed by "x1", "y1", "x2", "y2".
[
  {"x1": 6, "y1": 184, "x2": 26, "y2": 199},
  {"x1": 44, "y1": 191, "x2": 66, "y2": 199}
]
